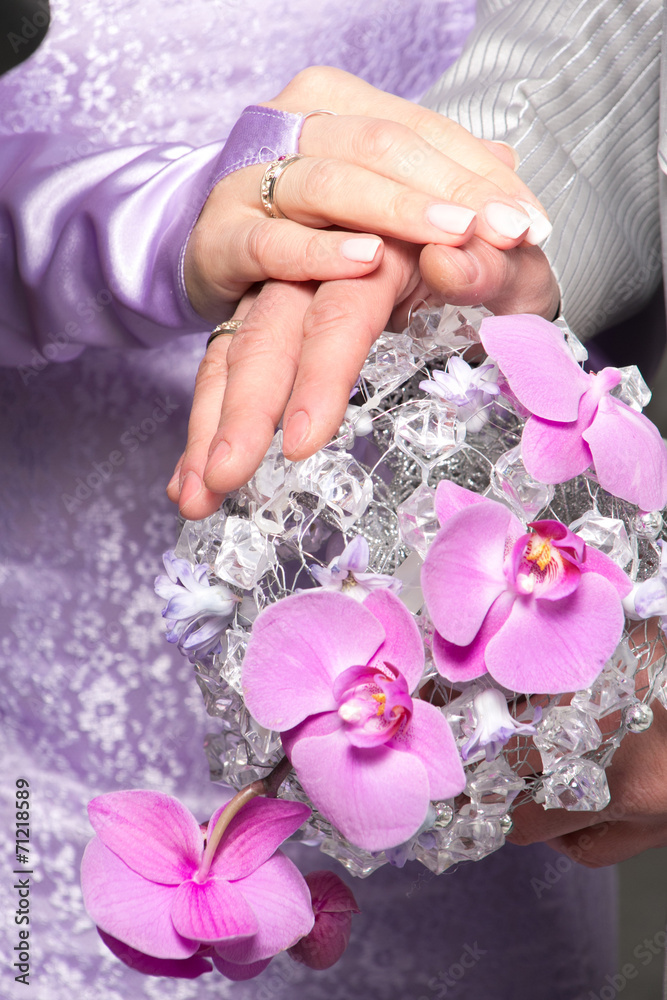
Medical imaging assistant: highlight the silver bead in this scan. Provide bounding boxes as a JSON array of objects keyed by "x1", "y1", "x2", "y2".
[
  {"x1": 499, "y1": 814, "x2": 514, "y2": 836},
  {"x1": 623, "y1": 701, "x2": 654, "y2": 733},
  {"x1": 433, "y1": 802, "x2": 454, "y2": 828}
]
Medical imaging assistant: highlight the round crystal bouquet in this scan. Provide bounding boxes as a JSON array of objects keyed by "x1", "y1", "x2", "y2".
[
  {"x1": 81, "y1": 305, "x2": 667, "y2": 982},
  {"x1": 159, "y1": 306, "x2": 667, "y2": 877}
]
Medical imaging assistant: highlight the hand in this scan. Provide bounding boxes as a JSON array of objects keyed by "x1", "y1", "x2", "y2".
[
  {"x1": 168, "y1": 236, "x2": 557, "y2": 519},
  {"x1": 507, "y1": 698, "x2": 667, "y2": 867},
  {"x1": 184, "y1": 66, "x2": 552, "y2": 321}
]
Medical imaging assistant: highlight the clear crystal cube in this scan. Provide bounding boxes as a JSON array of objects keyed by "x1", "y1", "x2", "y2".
[
  {"x1": 466, "y1": 758, "x2": 525, "y2": 814},
  {"x1": 214, "y1": 516, "x2": 273, "y2": 590},
  {"x1": 569, "y1": 511, "x2": 634, "y2": 568},
  {"x1": 533, "y1": 706, "x2": 602, "y2": 770},
  {"x1": 610, "y1": 365, "x2": 652, "y2": 411},
  {"x1": 541, "y1": 759, "x2": 610, "y2": 811},
  {"x1": 289, "y1": 449, "x2": 373, "y2": 531},
  {"x1": 397, "y1": 484, "x2": 440, "y2": 558},
  {"x1": 394, "y1": 399, "x2": 465, "y2": 472},
  {"x1": 490, "y1": 445, "x2": 554, "y2": 519},
  {"x1": 632, "y1": 510, "x2": 664, "y2": 540},
  {"x1": 360, "y1": 332, "x2": 417, "y2": 393}
]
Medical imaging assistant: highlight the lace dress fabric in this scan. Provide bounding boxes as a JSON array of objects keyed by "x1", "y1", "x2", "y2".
[{"x1": 0, "y1": 1, "x2": 617, "y2": 997}]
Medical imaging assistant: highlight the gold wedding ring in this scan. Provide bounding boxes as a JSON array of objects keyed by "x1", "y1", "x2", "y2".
[
  {"x1": 206, "y1": 319, "x2": 244, "y2": 350},
  {"x1": 259, "y1": 153, "x2": 305, "y2": 219}
]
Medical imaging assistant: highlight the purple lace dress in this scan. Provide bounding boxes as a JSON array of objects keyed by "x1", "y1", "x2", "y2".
[{"x1": 0, "y1": 2, "x2": 617, "y2": 997}]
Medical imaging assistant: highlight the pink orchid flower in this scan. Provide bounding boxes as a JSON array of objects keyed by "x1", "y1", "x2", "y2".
[
  {"x1": 421, "y1": 482, "x2": 631, "y2": 694},
  {"x1": 81, "y1": 790, "x2": 314, "y2": 981},
  {"x1": 479, "y1": 314, "x2": 667, "y2": 511},
  {"x1": 288, "y1": 871, "x2": 360, "y2": 971},
  {"x1": 242, "y1": 589, "x2": 465, "y2": 851}
]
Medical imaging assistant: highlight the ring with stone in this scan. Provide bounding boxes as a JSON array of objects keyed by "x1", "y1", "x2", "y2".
[
  {"x1": 259, "y1": 153, "x2": 306, "y2": 219},
  {"x1": 206, "y1": 319, "x2": 244, "y2": 350}
]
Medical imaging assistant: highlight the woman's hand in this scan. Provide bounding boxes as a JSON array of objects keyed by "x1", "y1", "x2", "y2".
[
  {"x1": 169, "y1": 237, "x2": 558, "y2": 521},
  {"x1": 184, "y1": 66, "x2": 552, "y2": 321}
]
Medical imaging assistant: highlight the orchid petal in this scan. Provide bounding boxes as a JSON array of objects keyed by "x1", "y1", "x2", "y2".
[
  {"x1": 97, "y1": 930, "x2": 213, "y2": 979},
  {"x1": 81, "y1": 838, "x2": 198, "y2": 960},
  {"x1": 208, "y1": 798, "x2": 311, "y2": 882},
  {"x1": 242, "y1": 591, "x2": 385, "y2": 731},
  {"x1": 486, "y1": 574, "x2": 625, "y2": 693},
  {"x1": 480, "y1": 314, "x2": 589, "y2": 420},
  {"x1": 431, "y1": 592, "x2": 514, "y2": 682},
  {"x1": 363, "y1": 589, "x2": 424, "y2": 691},
  {"x1": 171, "y1": 877, "x2": 258, "y2": 943},
  {"x1": 422, "y1": 501, "x2": 514, "y2": 646},
  {"x1": 580, "y1": 545, "x2": 633, "y2": 598},
  {"x1": 286, "y1": 720, "x2": 431, "y2": 851},
  {"x1": 213, "y1": 853, "x2": 314, "y2": 964},
  {"x1": 521, "y1": 407, "x2": 595, "y2": 484},
  {"x1": 434, "y1": 480, "x2": 488, "y2": 526},
  {"x1": 387, "y1": 699, "x2": 465, "y2": 800},
  {"x1": 340, "y1": 535, "x2": 370, "y2": 573},
  {"x1": 211, "y1": 955, "x2": 272, "y2": 980},
  {"x1": 87, "y1": 790, "x2": 201, "y2": 884},
  {"x1": 583, "y1": 396, "x2": 667, "y2": 510}
]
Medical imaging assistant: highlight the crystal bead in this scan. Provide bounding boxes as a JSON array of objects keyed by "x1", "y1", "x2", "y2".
[
  {"x1": 466, "y1": 758, "x2": 525, "y2": 815},
  {"x1": 217, "y1": 627, "x2": 248, "y2": 694},
  {"x1": 554, "y1": 318, "x2": 588, "y2": 363},
  {"x1": 393, "y1": 550, "x2": 425, "y2": 614},
  {"x1": 569, "y1": 511, "x2": 634, "y2": 568},
  {"x1": 413, "y1": 829, "x2": 458, "y2": 875},
  {"x1": 572, "y1": 643, "x2": 638, "y2": 719},
  {"x1": 394, "y1": 399, "x2": 465, "y2": 472},
  {"x1": 319, "y1": 831, "x2": 387, "y2": 878},
  {"x1": 632, "y1": 510, "x2": 663, "y2": 540},
  {"x1": 541, "y1": 759, "x2": 610, "y2": 811},
  {"x1": 649, "y1": 657, "x2": 667, "y2": 711},
  {"x1": 238, "y1": 709, "x2": 282, "y2": 765},
  {"x1": 623, "y1": 701, "x2": 654, "y2": 733},
  {"x1": 436, "y1": 304, "x2": 490, "y2": 348},
  {"x1": 533, "y1": 706, "x2": 602, "y2": 770},
  {"x1": 490, "y1": 445, "x2": 553, "y2": 519},
  {"x1": 443, "y1": 810, "x2": 506, "y2": 861},
  {"x1": 360, "y1": 332, "x2": 416, "y2": 393},
  {"x1": 610, "y1": 365, "x2": 652, "y2": 411},
  {"x1": 214, "y1": 516, "x2": 273, "y2": 590},
  {"x1": 397, "y1": 484, "x2": 440, "y2": 559},
  {"x1": 250, "y1": 430, "x2": 286, "y2": 501},
  {"x1": 290, "y1": 449, "x2": 373, "y2": 531},
  {"x1": 174, "y1": 509, "x2": 227, "y2": 564}
]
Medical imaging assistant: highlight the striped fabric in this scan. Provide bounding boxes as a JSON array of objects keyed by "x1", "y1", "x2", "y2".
[{"x1": 423, "y1": 0, "x2": 663, "y2": 341}]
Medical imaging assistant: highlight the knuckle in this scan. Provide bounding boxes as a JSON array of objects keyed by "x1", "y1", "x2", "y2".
[
  {"x1": 300, "y1": 157, "x2": 340, "y2": 205},
  {"x1": 243, "y1": 220, "x2": 275, "y2": 271},
  {"x1": 282, "y1": 65, "x2": 337, "y2": 104},
  {"x1": 439, "y1": 175, "x2": 481, "y2": 209},
  {"x1": 357, "y1": 118, "x2": 405, "y2": 163}
]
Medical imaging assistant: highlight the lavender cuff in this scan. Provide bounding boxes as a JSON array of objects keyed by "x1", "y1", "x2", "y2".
[{"x1": 210, "y1": 105, "x2": 305, "y2": 186}]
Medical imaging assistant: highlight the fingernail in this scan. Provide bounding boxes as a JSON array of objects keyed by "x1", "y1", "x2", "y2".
[
  {"x1": 452, "y1": 248, "x2": 479, "y2": 284},
  {"x1": 340, "y1": 238, "x2": 382, "y2": 262},
  {"x1": 205, "y1": 439, "x2": 232, "y2": 477},
  {"x1": 283, "y1": 410, "x2": 311, "y2": 456},
  {"x1": 485, "y1": 202, "x2": 532, "y2": 239},
  {"x1": 167, "y1": 469, "x2": 180, "y2": 491},
  {"x1": 495, "y1": 140, "x2": 521, "y2": 170},
  {"x1": 427, "y1": 203, "x2": 476, "y2": 235},
  {"x1": 517, "y1": 200, "x2": 553, "y2": 245},
  {"x1": 179, "y1": 470, "x2": 202, "y2": 511}
]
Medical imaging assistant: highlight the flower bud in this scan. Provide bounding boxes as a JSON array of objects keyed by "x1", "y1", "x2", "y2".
[{"x1": 287, "y1": 871, "x2": 360, "y2": 971}]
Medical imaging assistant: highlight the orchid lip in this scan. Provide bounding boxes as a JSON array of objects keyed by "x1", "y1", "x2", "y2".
[{"x1": 333, "y1": 662, "x2": 413, "y2": 748}]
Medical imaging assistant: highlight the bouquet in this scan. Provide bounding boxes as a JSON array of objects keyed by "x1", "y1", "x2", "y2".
[{"x1": 80, "y1": 306, "x2": 667, "y2": 980}]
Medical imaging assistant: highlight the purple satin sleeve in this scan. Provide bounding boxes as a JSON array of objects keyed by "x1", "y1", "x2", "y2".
[
  {"x1": 0, "y1": 107, "x2": 306, "y2": 369},
  {"x1": 0, "y1": 132, "x2": 228, "y2": 367}
]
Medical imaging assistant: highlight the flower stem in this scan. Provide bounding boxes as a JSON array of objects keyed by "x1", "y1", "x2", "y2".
[{"x1": 198, "y1": 756, "x2": 292, "y2": 878}]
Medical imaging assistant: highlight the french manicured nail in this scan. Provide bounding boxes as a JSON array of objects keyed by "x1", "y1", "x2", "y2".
[
  {"x1": 179, "y1": 470, "x2": 202, "y2": 511},
  {"x1": 427, "y1": 203, "x2": 476, "y2": 235},
  {"x1": 485, "y1": 202, "x2": 532, "y2": 239},
  {"x1": 167, "y1": 468, "x2": 180, "y2": 492},
  {"x1": 517, "y1": 200, "x2": 553, "y2": 245},
  {"x1": 340, "y1": 238, "x2": 382, "y2": 262},
  {"x1": 283, "y1": 410, "x2": 311, "y2": 455},
  {"x1": 205, "y1": 440, "x2": 232, "y2": 476}
]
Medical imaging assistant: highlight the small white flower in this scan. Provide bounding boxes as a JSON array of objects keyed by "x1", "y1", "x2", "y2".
[{"x1": 462, "y1": 688, "x2": 540, "y2": 761}]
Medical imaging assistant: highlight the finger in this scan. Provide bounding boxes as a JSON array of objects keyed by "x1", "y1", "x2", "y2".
[
  {"x1": 546, "y1": 818, "x2": 667, "y2": 868},
  {"x1": 419, "y1": 237, "x2": 561, "y2": 319},
  {"x1": 185, "y1": 214, "x2": 384, "y2": 322},
  {"x1": 202, "y1": 281, "x2": 315, "y2": 495},
  {"x1": 294, "y1": 115, "x2": 546, "y2": 247},
  {"x1": 282, "y1": 240, "x2": 422, "y2": 458},
  {"x1": 507, "y1": 797, "x2": 604, "y2": 847},
  {"x1": 166, "y1": 451, "x2": 184, "y2": 503},
  {"x1": 267, "y1": 67, "x2": 548, "y2": 227},
  {"x1": 177, "y1": 293, "x2": 259, "y2": 521}
]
